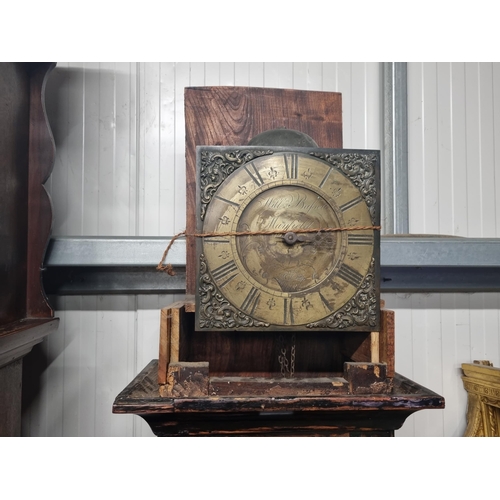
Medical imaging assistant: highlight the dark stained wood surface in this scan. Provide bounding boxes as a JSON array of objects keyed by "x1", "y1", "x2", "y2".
[
  {"x1": 26, "y1": 63, "x2": 57, "y2": 318},
  {"x1": 113, "y1": 359, "x2": 445, "y2": 437},
  {"x1": 158, "y1": 300, "x2": 396, "y2": 384},
  {"x1": 0, "y1": 63, "x2": 30, "y2": 325},
  {"x1": 380, "y1": 308, "x2": 395, "y2": 377},
  {"x1": 0, "y1": 360, "x2": 22, "y2": 436},
  {"x1": 0, "y1": 62, "x2": 59, "y2": 436},
  {"x1": 184, "y1": 86, "x2": 343, "y2": 294}
]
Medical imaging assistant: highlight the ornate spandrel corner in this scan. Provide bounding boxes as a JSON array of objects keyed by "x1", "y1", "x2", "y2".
[
  {"x1": 306, "y1": 258, "x2": 379, "y2": 330},
  {"x1": 199, "y1": 148, "x2": 273, "y2": 221},
  {"x1": 311, "y1": 151, "x2": 379, "y2": 225},
  {"x1": 197, "y1": 254, "x2": 270, "y2": 329}
]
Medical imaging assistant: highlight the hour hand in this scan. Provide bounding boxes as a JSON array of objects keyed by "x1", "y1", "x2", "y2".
[
  {"x1": 282, "y1": 231, "x2": 313, "y2": 245},
  {"x1": 297, "y1": 231, "x2": 335, "y2": 246}
]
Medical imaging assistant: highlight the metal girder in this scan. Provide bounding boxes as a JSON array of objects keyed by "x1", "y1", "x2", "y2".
[
  {"x1": 383, "y1": 62, "x2": 409, "y2": 235},
  {"x1": 43, "y1": 236, "x2": 500, "y2": 295}
]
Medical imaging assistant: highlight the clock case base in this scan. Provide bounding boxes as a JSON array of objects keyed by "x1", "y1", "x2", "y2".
[
  {"x1": 158, "y1": 297, "x2": 394, "y2": 398},
  {"x1": 113, "y1": 358, "x2": 444, "y2": 437}
]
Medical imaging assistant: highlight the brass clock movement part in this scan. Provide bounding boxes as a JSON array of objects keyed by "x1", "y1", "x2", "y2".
[{"x1": 195, "y1": 136, "x2": 380, "y2": 332}]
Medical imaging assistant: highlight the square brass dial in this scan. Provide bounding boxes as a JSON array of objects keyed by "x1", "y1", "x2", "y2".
[{"x1": 195, "y1": 146, "x2": 380, "y2": 332}]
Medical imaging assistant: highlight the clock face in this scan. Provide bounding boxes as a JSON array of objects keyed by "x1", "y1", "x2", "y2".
[{"x1": 195, "y1": 147, "x2": 380, "y2": 331}]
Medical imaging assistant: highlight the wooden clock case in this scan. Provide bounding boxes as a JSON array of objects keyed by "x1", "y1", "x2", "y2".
[{"x1": 113, "y1": 87, "x2": 444, "y2": 436}]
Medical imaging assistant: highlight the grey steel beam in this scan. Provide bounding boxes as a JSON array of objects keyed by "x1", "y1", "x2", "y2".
[
  {"x1": 43, "y1": 236, "x2": 500, "y2": 295},
  {"x1": 383, "y1": 62, "x2": 409, "y2": 234},
  {"x1": 45, "y1": 236, "x2": 186, "y2": 267}
]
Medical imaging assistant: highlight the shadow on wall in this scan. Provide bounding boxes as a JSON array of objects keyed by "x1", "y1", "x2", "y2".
[
  {"x1": 43, "y1": 64, "x2": 139, "y2": 237},
  {"x1": 45, "y1": 65, "x2": 134, "y2": 152}
]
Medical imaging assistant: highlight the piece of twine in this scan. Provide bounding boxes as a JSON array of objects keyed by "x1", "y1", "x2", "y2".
[{"x1": 157, "y1": 225, "x2": 381, "y2": 275}]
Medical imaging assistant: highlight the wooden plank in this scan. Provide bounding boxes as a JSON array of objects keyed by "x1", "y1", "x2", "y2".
[
  {"x1": 370, "y1": 331, "x2": 380, "y2": 363},
  {"x1": 209, "y1": 376, "x2": 348, "y2": 397},
  {"x1": 170, "y1": 305, "x2": 181, "y2": 363},
  {"x1": 184, "y1": 86, "x2": 343, "y2": 294},
  {"x1": 380, "y1": 309, "x2": 395, "y2": 377},
  {"x1": 184, "y1": 296, "x2": 196, "y2": 313},
  {"x1": 158, "y1": 299, "x2": 191, "y2": 384},
  {"x1": 158, "y1": 308, "x2": 171, "y2": 385}
]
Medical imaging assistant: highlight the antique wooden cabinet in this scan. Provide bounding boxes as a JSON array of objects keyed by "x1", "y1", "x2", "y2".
[{"x1": 0, "y1": 62, "x2": 59, "y2": 436}]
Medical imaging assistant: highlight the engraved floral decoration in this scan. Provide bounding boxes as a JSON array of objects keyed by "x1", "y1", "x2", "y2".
[
  {"x1": 306, "y1": 258, "x2": 378, "y2": 329},
  {"x1": 199, "y1": 148, "x2": 273, "y2": 221},
  {"x1": 198, "y1": 254, "x2": 270, "y2": 329},
  {"x1": 311, "y1": 151, "x2": 379, "y2": 224}
]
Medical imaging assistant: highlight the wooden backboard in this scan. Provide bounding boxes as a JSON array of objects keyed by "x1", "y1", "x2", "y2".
[{"x1": 184, "y1": 86, "x2": 343, "y2": 294}]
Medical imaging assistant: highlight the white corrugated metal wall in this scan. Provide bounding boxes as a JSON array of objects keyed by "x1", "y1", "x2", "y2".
[
  {"x1": 23, "y1": 62, "x2": 500, "y2": 437},
  {"x1": 392, "y1": 62, "x2": 500, "y2": 436}
]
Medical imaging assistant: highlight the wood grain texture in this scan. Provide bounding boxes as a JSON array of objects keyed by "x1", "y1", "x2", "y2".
[
  {"x1": 345, "y1": 362, "x2": 391, "y2": 395},
  {"x1": 380, "y1": 309, "x2": 395, "y2": 377},
  {"x1": 370, "y1": 331, "x2": 380, "y2": 363},
  {"x1": 158, "y1": 299, "x2": 192, "y2": 384},
  {"x1": 0, "y1": 360, "x2": 22, "y2": 436},
  {"x1": 184, "y1": 86, "x2": 343, "y2": 293},
  {"x1": 165, "y1": 362, "x2": 209, "y2": 397},
  {"x1": 209, "y1": 375, "x2": 349, "y2": 397},
  {"x1": 158, "y1": 308, "x2": 171, "y2": 385}
]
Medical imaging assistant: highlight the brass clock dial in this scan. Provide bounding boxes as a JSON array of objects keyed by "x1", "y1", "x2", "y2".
[{"x1": 195, "y1": 146, "x2": 380, "y2": 332}]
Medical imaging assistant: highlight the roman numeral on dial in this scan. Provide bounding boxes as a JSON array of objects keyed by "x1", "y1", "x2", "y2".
[
  {"x1": 337, "y1": 263, "x2": 364, "y2": 288},
  {"x1": 214, "y1": 194, "x2": 240, "y2": 208},
  {"x1": 347, "y1": 234, "x2": 374, "y2": 245},
  {"x1": 211, "y1": 260, "x2": 238, "y2": 287},
  {"x1": 283, "y1": 298, "x2": 294, "y2": 325},
  {"x1": 241, "y1": 287, "x2": 260, "y2": 315},
  {"x1": 319, "y1": 167, "x2": 332, "y2": 188},
  {"x1": 318, "y1": 291, "x2": 334, "y2": 312},
  {"x1": 284, "y1": 154, "x2": 298, "y2": 179},
  {"x1": 339, "y1": 196, "x2": 363, "y2": 212},
  {"x1": 204, "y1": 238, "x2": 230, "y2": 245},
  {"x1": 244, "y1": 162, "x2": 264, "y2": 186}
]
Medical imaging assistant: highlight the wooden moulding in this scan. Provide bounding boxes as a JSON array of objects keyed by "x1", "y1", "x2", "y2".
[
  {"x1": 462, "y1": 361, "x2": 500, "y2": 437},
  {"x1": 158, "y1": 297, "x2": 395, "y2": 398}
]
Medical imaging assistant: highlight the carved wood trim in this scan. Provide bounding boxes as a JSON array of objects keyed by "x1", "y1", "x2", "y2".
[
  {"x1": 462, "y1": 361, "x2": 500, "y2": 436},
  {"x1": 26, "y1": 62, "x2": 57, "y2": 318}
]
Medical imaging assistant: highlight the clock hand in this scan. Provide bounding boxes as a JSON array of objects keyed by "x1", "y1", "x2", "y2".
[{"x1": 280, "y1": 231, "x2": 320, "y2": 245}]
